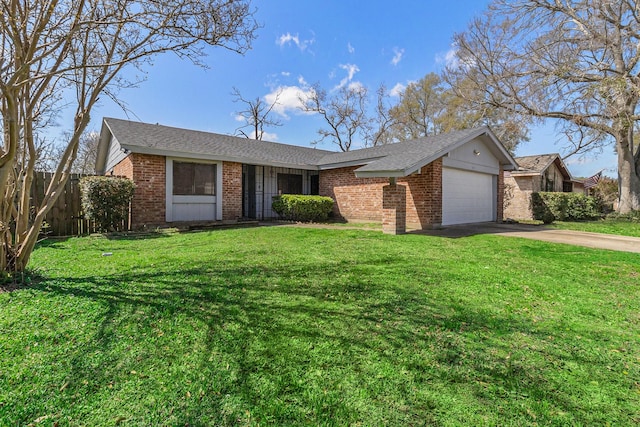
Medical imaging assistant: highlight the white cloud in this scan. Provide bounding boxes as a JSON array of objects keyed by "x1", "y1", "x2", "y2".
[
  {"x1": 265, "y1": 83, "x2": 314, "y2": 118},
  {"x1": 277, "y1": 32, "x2": 298, "y2": 46},
  {"x1": 435, "y1": 47, "x2": 459, "y2": 68},
  {"x1": 391, "y1": 47, "x2": 404, "y2": 66},
  {"x1": 435, "y1": 44, "x2": 472, "y2": 69},
  {"x1": 276, "y1": 32, "x2": 314, "y2": 52},
  {"x1": 348, "y1": 81, "x2": 366, "y2": 93},
  {"x1": 281, "y1": 71, "x2": 291, "y2": 77},
  {"x1": 333, "y1": 63, "x2": 360, "y2": 91},
  {"x1": 343, "y1": 64, "x2": 359, "y2": 80},
  {"x1": 234, "y1": 114, "x2": 245, "y2": 122},
  {"x1": 389, "y1": 82, "x2": 406, "y2": 97},
  {"x1": 347, "y1": 42, "x2": 355, "y2": 54},
  {"x1": 261, "y1": 131, "x2": 279, "y2": 141}
]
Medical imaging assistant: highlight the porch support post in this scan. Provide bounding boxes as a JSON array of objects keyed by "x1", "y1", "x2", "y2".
[{"x1": 382, "y1": 180, "x2": 406, "y2": 235}]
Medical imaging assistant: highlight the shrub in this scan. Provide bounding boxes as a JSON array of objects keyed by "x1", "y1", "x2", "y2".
[
  {"x1": 605, "y1": 210, "x2": 640, "y2": 222},
  {"x1": 80, "y1": 176, "x2": 136, "y2": 232},
  {"x1": 272, "y1": 195, "x2": 334, "y2": 222},
  {"x1": 590, "y1": 177, "x2": 618, "y2": 213},
  {"x1": 531, "y1": 192, "x2": 602, "y2": 223}
]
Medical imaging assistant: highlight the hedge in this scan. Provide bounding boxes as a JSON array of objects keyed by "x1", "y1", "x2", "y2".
[
  {"x1": 272, "y1": 195, "x2": 334, "y2": 222},
  {"x1": 80, "y1": 176, "x2": 136, "y2": 232},
  {"x1": 531, "y1": 192, "x2": 602, "y2": 224}
]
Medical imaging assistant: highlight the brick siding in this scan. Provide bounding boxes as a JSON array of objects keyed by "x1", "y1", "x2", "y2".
[
  {"x1": 115, "y1": 152, "x2": 502, "y2": 229},
  {"x1": 113, "y1": 156, "x2": 243, "y2": 228},
  {"x1": 503, "y1": 174, "x2": 537, "y2": 220},
  {"x1": 382, "y1": 184, "x2": 406, "y2": 234},
  {"x1": 119, "y1": 153, "x2": 166, "y2": 228},
  {"x1": 222, "y1": 161, "x2": 242, "y2": 221},
  {"x1": 112, "y1": 155, "x2": 133, "y2": 179},
  {"x1": 319, "y1": 158, "x2": 443, "y2": 229}
]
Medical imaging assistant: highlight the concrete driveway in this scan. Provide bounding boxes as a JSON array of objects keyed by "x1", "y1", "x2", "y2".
[{"x1": 414, "y1": 222, "x2": 640, "y2": 254}]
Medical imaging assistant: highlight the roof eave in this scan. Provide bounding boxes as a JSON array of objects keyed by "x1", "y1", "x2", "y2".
[
  {"x1": 95, "y1": 120, "x2": 113, "y2": 175},
  {"x1": 354, "y1": 169, "x2": 407, "y2": 178},
  {"x1": 394, "y1": 126, "x2": 518, "y2": 177},
  {"x1": 317, "y1": 157, "x2": 381, "y2": 170},
  {"x1": 509, "y1": 171, "x2": 540, "y2": 177},
  {"x1": 121, "y1": 144, "x2": 320, "y2": 170}
]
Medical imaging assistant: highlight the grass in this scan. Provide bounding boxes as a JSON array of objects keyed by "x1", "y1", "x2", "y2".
[
  {"x1": 550, "y1": 219, "x2": 640, "y2": 237},
  {"x1": 1, "y1": 226, "x2": 639, "y2": 426}
]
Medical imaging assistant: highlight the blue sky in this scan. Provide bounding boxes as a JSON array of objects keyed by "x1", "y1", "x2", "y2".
[{"x1": 81, "y1": 0, "x2": 615, "y2": 178}]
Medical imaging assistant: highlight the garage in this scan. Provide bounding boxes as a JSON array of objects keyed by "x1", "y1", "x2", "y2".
[{"x1": 442, "y1": 167, "x2": 496, "y2": 225}]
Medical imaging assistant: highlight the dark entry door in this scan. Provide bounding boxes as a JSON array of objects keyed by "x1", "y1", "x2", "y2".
[{"x1": 243, "y1": 165, "x2": 257, "y2": 218}]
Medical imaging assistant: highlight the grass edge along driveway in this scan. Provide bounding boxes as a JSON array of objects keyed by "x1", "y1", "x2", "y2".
[{"x1": 1, "y1": 226, "x2": 639, "y2": 426}]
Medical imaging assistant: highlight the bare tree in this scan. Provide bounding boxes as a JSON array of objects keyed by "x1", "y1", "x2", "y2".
[
  {"x1": 450, "y1": 0, "x2": 640, "y2": 212},
  {"x1": 232, "y1": 87, "x2": 282, "y2": 140},
  {"x1": 0, "y1": 0, "x2": 257, "y2": 274},
  {"x1": 300, "y1": 84, "x2": 370, "y2": 152},
  {"x1": 72, "y1": 131, "x2": 100, "y2": 174},
  {"x1": 366, "y1": 84, "x2": 396, "y2": 147}
]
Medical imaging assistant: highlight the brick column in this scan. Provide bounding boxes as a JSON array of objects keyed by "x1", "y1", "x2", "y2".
[
  {"x1": 382, "y1": 183, "x2": 406, "y2": 235},
  {"x1": 222, "y1": 161, "x2": 242, "y2": 221}
]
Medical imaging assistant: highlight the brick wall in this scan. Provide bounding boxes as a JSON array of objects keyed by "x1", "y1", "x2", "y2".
[
  {"x1": 320, "y1": 167, "x2": 387, "y2": 222},
  {"x1": 503, "y1": 173, "x2": 535, "y2": 220},
  {"x1": 113, "y1": 156, "x2": 243, "y2": 228},
  {"x1": 113, "y1": 153, "x2": 166, "y2": 228},
  {"x1": 404, "y1": 159, "x2": 442, "y2": 228},
  {"x1": 222, "y1": 161, "x2": 242, "y2": 221},
  {"x1": 319, "y1": 158, "x2": 443, "y2": 229},
  {"x1": 382, "y1": 184, "x2": 406, "y2": 234},
  {"x1": 112, "y1": 155, "x2": 133, "y2": 179},
  {"x1": 131, "y1": 154, "x2": 166, "y2": 227}
]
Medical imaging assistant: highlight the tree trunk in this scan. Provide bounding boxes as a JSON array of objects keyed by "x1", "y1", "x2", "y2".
[{"x1": 616, "y1": 135, "x2": 640, "y2": 213}]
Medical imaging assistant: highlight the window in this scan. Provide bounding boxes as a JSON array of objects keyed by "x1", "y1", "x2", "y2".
[
  {"x1": 173, "y1": 162, "x2": 216, "y2": 195},
  {"x1": 544, "y1": 177, "x2": 555, "y2": 192},
  {"x1": 277, "y1": 173, "x2": 303, "y2": 194}
]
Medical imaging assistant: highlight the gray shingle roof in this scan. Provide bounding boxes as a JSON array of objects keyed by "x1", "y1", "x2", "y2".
[
  {"x1": 512, "y1": 153, "x2": 575, "y2": 180},
  {"x1": 513, "y1": 154, "x2": 559, "y2": 173},
  {"x1": 102, "y1": 118, "x2": 332, "y2": 169},
  {"x1": 99, "y1": 118, "x2": 517, "y2": 177},
  {"x1": 352, "y1": 128, "x2": 497, "y2": 176},
  {"x1": 316, "y1": 127, "x2": 486, "y2": 168}
]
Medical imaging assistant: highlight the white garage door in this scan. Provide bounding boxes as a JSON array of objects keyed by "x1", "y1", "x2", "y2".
[{"x1": 442, "y1": 167, "x2": 496, "y2": 225}]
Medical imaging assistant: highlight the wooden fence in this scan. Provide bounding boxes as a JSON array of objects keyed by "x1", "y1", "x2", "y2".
[{"x1": 30, "y1": 172, "x2": 130, "y2": 236}]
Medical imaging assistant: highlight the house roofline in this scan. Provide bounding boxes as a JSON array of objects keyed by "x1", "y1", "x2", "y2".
[
  {"x1": 119, "y1": 144, "x2": 320, "y2": 170},
  {"x1": 354, "y1": 127, "x2": 518, "y2": 178}
]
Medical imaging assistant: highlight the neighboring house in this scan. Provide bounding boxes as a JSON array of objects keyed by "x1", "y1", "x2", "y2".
[
  {"x1": 503, "y1": 153, "x2": 586, "y2": 220},
  {"x1": 95, "y1": 118, "x2": 518, "y2": 234}
]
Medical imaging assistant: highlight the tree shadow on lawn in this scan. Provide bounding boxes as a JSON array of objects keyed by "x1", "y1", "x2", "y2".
[
  {"x1": 23, "y1": 262, "x2": 635, "y2": 425},
  {"x1": 34, "y1": 232, "x2": 173, "y2": 251}
]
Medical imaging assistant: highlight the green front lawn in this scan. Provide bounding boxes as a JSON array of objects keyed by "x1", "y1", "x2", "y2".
[
  {"x1": 2, "y1": 227, "x2": 639, "y2": 426},
  {"x1": 551, "y1": 219, "x2": 640, "y2": 237}
]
